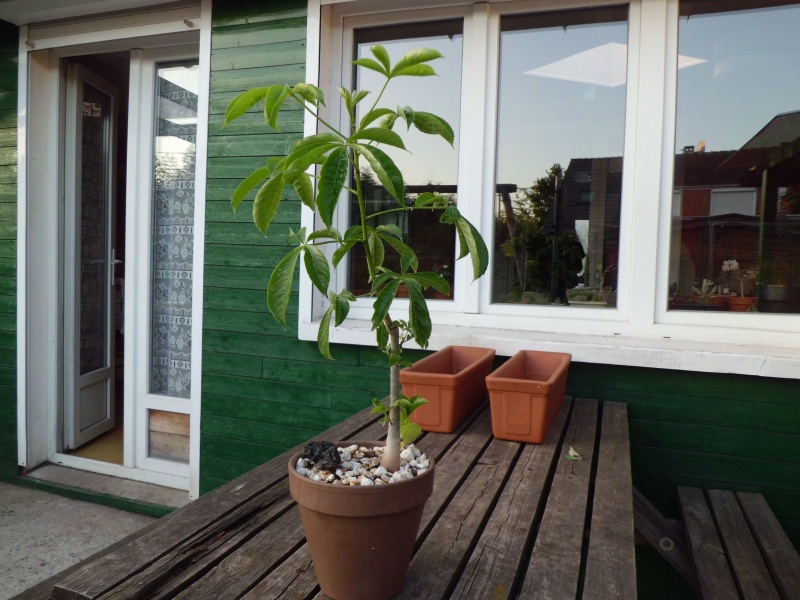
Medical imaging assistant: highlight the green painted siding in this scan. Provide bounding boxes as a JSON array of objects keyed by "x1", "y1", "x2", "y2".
[
  {"x1": 0, "y1": 19, "x2": 17, "y2": 480},
  {"x1": 200, "y1": 2, "x2": 800, "y2": 556}
]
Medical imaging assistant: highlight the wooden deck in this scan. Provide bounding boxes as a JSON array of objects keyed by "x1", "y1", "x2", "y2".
[{"x1": 47, "y1": 397, "x2": 636, "y2": 600}]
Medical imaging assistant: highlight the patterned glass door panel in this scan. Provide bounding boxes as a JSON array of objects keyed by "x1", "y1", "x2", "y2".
[
  {"x1": 150, "y1": 61, "x2": 199, "y2": 399},
  {"x1": 80, "y1": 84, "x2": 110, "y2": 376}
]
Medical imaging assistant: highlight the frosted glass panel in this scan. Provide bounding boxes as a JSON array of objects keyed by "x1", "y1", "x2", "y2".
[
  {"x1": 150, "y1": 61, "x2": 199, "y2": 398},
  {"x1": 80, "y1": 84, "x2": 111, "y2": 375}
]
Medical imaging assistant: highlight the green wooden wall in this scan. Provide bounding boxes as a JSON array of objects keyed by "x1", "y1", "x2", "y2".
[
  {"x1": 0, "y1": 20, "x2": 18, "y2": 481},
  {"x1": 200, "y1": 1, "x2": 800, "y2": 555}
]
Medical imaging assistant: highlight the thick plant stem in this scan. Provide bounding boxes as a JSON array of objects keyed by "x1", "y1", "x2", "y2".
[{"x1": 381, "y1": 316, "x2": 402, "y2": 472}]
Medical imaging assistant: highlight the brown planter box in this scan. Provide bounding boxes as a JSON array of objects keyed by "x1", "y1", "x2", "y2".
[
  {"x1": 400, "y1": 346, "x2": 496, "y2": 433},
  {"x1": 486, "y1": 350, "x2": 571, "y2": 444}
]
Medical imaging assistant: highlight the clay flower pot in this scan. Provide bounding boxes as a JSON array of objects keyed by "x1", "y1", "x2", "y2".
[
  {"x1": 288, "y1": 441, "x2": 435, "y2": 600},
  {"x1": 400, "y1": 346, "x2": 496, "y2": 433},
  {"x1": 486, "y1": 351, "x2": 571, "y2": 444},
  {"x1": 728, "y1": 296, "x2": 757, "y2": 312}
]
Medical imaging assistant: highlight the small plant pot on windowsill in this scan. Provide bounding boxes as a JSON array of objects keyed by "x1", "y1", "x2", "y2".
[
  {"x1": 288, "y1": 441, "x2": 435, "y2": 600},
  {"x1": 400, "y1": 346, "x2": 496, "y2": 433},
  {"x1": 727, "y1": 296, "x2": 758, "y2": 312},
  {"x1": 486, "y1": 350, "x2": 571, "y2": 444}
]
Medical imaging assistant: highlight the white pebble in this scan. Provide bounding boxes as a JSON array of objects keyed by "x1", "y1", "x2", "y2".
[
  {"x1": 361, "y1": 477, "x2": 374, "y2": 486},
  {"x1": 296, "y1": 467, "x2": 308, "y2": 477},
  {"x1": 312, "y1": 474, "x2": 322, "y2": 482},
  {"x1": 400, "y1": 448, "x2": 413, "y2": 462},
  {"x1": 375, "y1": 466, "x2": 387, "y2": 477},
  {"x1": 296, "y1": 458, "x2": 306, "y2": 469}
]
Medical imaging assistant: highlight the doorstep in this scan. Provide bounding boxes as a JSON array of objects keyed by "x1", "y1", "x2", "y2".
[{"x1": 23, "y1": 465, "x2": 189, "y2": 512}]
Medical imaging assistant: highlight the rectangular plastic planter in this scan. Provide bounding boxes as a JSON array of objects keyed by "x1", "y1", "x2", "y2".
[
  {"x1": 400, "y1": 346, "x2": 496, "y2": 433},
  {"x1": 485, "y1": 351, "x2": 571, "y2": 444}
]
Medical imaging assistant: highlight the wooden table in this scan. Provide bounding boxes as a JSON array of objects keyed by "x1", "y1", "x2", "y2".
[{"x1": 49, "y1": 397, "x2": 636, "y2": 600}]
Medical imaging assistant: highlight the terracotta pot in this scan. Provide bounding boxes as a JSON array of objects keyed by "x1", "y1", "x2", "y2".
[
  {"x1": 727, "y1": 296, "x2": 757, "y2": 312},
  {"x1": 400, "y1": 346, "x2": 496, "y2": 433},
  {"x1": 288, "y1": 441, "x2": 435, "y2": 600},
  {"x1": 486, "y1": 351, "x2": 571, "y2": 444}
]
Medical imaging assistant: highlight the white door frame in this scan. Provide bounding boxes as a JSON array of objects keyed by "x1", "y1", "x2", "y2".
[{"x1": 17, "y1": 1, "x2": 210, "y2": 498}]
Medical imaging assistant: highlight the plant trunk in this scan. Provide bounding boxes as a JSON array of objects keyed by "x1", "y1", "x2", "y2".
[{"x1": 381, "y1": 317, "x2": 402, "y2": 472}]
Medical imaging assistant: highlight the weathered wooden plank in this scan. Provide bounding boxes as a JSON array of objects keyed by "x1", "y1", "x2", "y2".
[
  {"x1": 632, "y1": 487, "x2": 698, "y2": 590},
  {"x1": 451, "y1": 398, "x2": 572, "y2": 600},
  {"x1": 53, "y1": 408, "x2": 379, "y2": 599},
  {"x1": 708, "y1": 489, "x2": 780, "y2": 600},
  {"x1": 519, "y1": 398, "x2": 598, "y2": 600},
  {"x1": 678, "y1": 486, "x2": 740, "y2": 600},
  {"x1": 148, "y1": 431, "x2": 190, "y2": 463},
  {"x1": 737, "y1": 492, "x2": 800, "y2": 600},
  {"x1": 240, "y1": 544, "x2": 317, "y2": 599},
  {"x1": 169, "y1": 505, "x2": 304, "y2": 600},
  {"x1": 398, "y1": 438, "x2": 520, "y2": 600},
  {"x1": 100, "y1": 482, "x2": 295, "y2": 600},
  {"x1": 583, "y1": 401, "x2": 637, "y2": 600},
  {"x1": 211, "y1": 16, "x2": 306, "y2": 50}
]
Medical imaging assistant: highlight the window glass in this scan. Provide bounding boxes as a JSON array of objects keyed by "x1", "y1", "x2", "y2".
[
  {"x1": 349, "y1": 21, "x2": 463, "y2": 299},
  {"x1": 669, "y1": 1, "x2": 800, "y2": 314},
  {"x1": 493, "y1": 7, "x2": 628, "y2": 308},
  {"x1": 150, "y1": 60, "x2": 199, "y2": 398}
]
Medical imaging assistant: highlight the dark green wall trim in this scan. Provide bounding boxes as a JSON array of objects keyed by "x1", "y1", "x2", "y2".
[
  {"x1": 0, "y1": 474, "x2": 173, "y2": 518},
  {"x1": 0, "y1": 19, "x2": 18, "y2": 479}
]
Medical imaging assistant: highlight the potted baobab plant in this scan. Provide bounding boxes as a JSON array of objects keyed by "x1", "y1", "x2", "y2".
[{"x1": 224, "y1": 46, "x2": 488, "y2": 600}]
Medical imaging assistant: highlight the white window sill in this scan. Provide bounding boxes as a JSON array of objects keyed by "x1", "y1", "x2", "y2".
[{"x1": 299, "y1": 319, "x2": 800, "y2": 380}]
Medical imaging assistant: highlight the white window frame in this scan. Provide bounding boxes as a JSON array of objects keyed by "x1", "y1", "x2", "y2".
[{"x1": 297, "y1": 0, "x2": 800, "y2": 379}]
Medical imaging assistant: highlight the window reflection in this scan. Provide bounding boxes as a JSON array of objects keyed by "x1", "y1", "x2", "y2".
[
  {"x1": 669, "y1": 1, "x2": 800, "y2": 314},
  {"x1": 349, "y1": 21, "x2": 462, "y2": 299},
  {"x1": 492, "y1": 7, "x2": 628, "y2": 308}
]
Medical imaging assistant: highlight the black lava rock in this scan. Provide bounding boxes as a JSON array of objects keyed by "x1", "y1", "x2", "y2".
[{"x1": 303, "y1": 441, "x2": 342, "y2": 471}]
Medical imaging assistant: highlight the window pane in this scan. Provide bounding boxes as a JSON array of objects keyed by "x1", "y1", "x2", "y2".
[
  {"x1": 150, "y1": 60, "x2": 199, "y2": 398},
  {"x1": 349, "y1": 22, "x2": 462, "y2": 299},
  {"x1": 669, "y1": 1, "x2": 800, "y2": 314},
  {"x1": 493, "y1": 7, "x2": 628, "y2": 308}
]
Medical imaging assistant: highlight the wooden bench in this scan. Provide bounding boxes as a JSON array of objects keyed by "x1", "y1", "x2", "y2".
[
  {"x1": 23, "y1": 397, "x2": 636, "y2": 600},
  {"x1": 678, "y1": 487, "x2": 800, "y2": 600}
]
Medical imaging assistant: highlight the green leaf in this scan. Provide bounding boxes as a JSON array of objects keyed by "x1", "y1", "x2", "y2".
[
  {"x1": 224, "y1": 87, "x2": 269, "y2": 126},
  {"x1": 352, "y1": 57, "x2": 387, "y2": 76},
  {"x1": 267, "y1": 247, "x2": 302, "y2": 329},
  {"x1": 360, "y1": 108, "x2": 395, "y2": 129},
  {"x1": 367, "y1": 231, "x2": 385, "y2": 270},
  {"x1": 392, "y1": 64, "x2": 437, "y2": 77},
  {"x1": 406, "y1": 279, "x2": 432, "y2": 348},
  {"x1": 264, "y1": 85, "x2": 291, "y2": 129},
  {"x1": 412, "y1": 112, "x2": 455, "y2": 146},
  {"x1": 293, "y1": 173, "x2": 315, "y2": 211},
  {"x1": 303, "y1": 244, "x2": 330, "y2": 295},
  {"x1": 232, "y1": 167, "x2": 271, "y2": 212},
  {"x1": 380, "y1": 234, "x2": 418, "y2": 274},
  {"x1": 400, "y1": 422, "x2": 423, "y2": 446},
  {"x1": 284, "y1": 142, "x2": 340, "y2": 182},
  {"x1": 375, "y1": 224, "x2": 403, "y2": 239},
  {"x1": 440, "y1": 205, "x2": 461, "y2": 224},
  {"x1": 377, "y1": 113, "x2": 399, "y2": 130},
  {"x1": 294, "y1": 132, "x2": 343, "y2": 153},
  {"x1": 332, "y1": 240, "x2": 357, "y2": 269},
  {"x1": 348, "y1": 128, "x2": 406, "y2": 150},
  {"x1": 317, "y1": 304, "x2": 334, "y2": 360},
  {"x1": 398, "y1": 106, "x2": 415, "y2": 128},
  {"x1": 253, "y1": 174, "x2": 285, "y2": 234},
  {"x1": 407, "y1": 271, "x2": 449, "y2": 295},
  {"x1": 372, "y1": 278, "x2": 400, "y2": 330},
  {"x1": 390, "y1": 48, "x2": 443, "y2": 77},
  {"x1": 351, "y1": 143, "x2": 404, "y2": 201},
  {"x1": 343, "y1": 225, "x2": 363, "y2": 241},
  {"x1": 307, "y1": 228, "x2": 341, "y2": 243},
  {"x1": 333, "y1": 291, "x2": 352, "y2": 326},
  {"x1": 293, "y1": 82, "x2": 326, "y2": 107},
  {"x1": 455, "y1": 218, "x2": 490, "y2": 280},
  {"x1": 415, "y1": 192, "x2": 448, "y2": 207},
  {"x1": 352, "y1": 89, "x2": 370, "y2": 106},
  {"x1": 371, "y1": 45, "x2": 391, "y2": 73},
  {"x1": 376, "y1": 319, "x2": 389, "y2": 350},
  {"x1": 317, "y1": 147, "x2": 350, "y2": 229}
]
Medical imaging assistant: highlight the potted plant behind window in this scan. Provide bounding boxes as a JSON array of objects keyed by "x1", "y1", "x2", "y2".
[{"x1": 224, "y1": 46, "x2": 488, "y2": 600}]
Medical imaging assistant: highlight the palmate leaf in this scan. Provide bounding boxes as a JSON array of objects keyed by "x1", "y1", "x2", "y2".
[
  {"x1": 360, "y1": 108, "x2": 395, "y2": 129},
  {"x1": 352, "y1": 57, "x2": 387, "y2": 76},
  {"x1": 371, "y1": 45, "x2": 391, "y2": 73},
  {"x1": 293, "y1": 83, "x2": 326, "y2": 107},
  {"x1": 407, "y1": 271, "x2": 449, "y2": 295},
  {"x1": 334, "y1": 290, "x2": 355, "y2": 326},
  {"x1": 232, "y1": 166, "x2": 272, "y2": 212},
  {"x1": 284, "y1": 142, "x2": 340, "y2": 183},
  {"x1": 372, "y1": 278, "x2": 400, "y2": 330},
  {"x1": 351, "y1": 143, "x2": 404, "y2": 201},
  {"x1": 406, "y1": 279, "x2": 432, "y2": 348},
  {"x1": 390, "y1": 48, "x2": 443, "y2": 77},
  {"x1": 303, "y1": 244, "x2": 330, "y2": 295},
  {"x1": 224, "y1": 87, "x2": 270, "y2": 126},
  {"x1": 332, "y1": 240, "x2": 357, "y2": 269},
  {"x1": 367, "y1": 231, "x2": 385, "y2": 271},
  {"x1": 264, "y1": 85, "x2": 291, "y2": 130},
  {"x1": 267, "y1": 246, "x2": 302, "y2": 329},
  {"x1": 317, "y1": 147, "x2": 350, "y2": 228},
  {"x1": 380, "y1": 234, "x2": 418, "y2": 274},
  {"x1": 348, "y1": 128, "x2": 406, "y2": 150},
  {"x1": 293, "y1": 173, "x2": 315, "y2": 211},
  {"x1": 253, "y1": 174, "x2": 285, "y2": 234},
  {"x1": 317, "y1": 303, "x2": 334, "y2": 360},
  {"x1": 400, "y1": 422, "x2": 423, "y2": 446},
  {"x1": 412, "y1": 112, "x2": 455, "y2": 146},
  {"x1": 455, "y1": 218, "x2": 490, "y2": 280}
]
